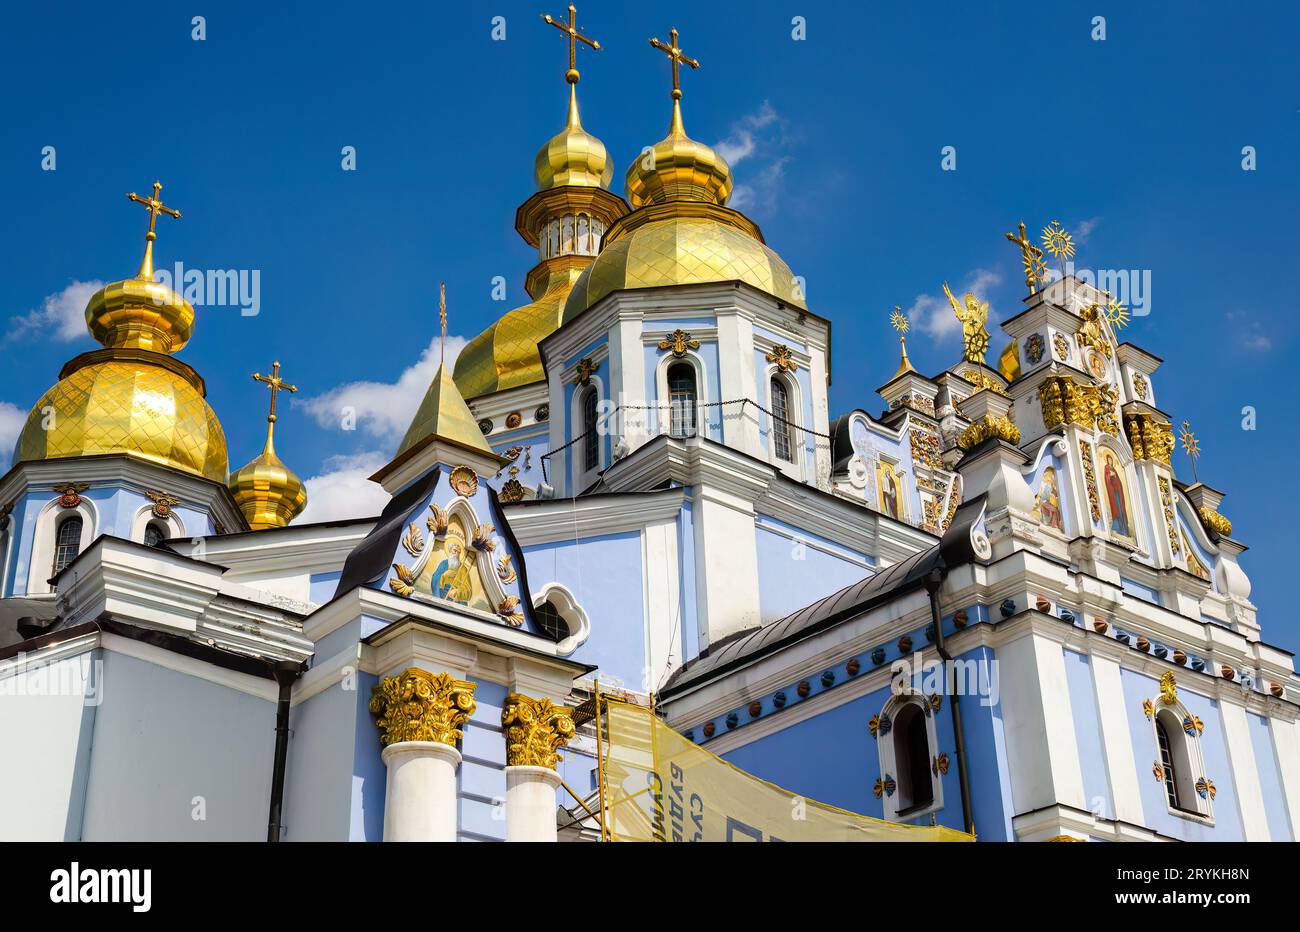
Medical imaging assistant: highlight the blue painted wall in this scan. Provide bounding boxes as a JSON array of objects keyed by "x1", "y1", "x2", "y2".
[
  {"x1": 523, "y1": 530, "x2": 645, "y2": 689},
  {"x1": 1247, "y1": 710, "x2": 1293, "y2": 841},
  {"x1": 754, "y1": 515, "x2": 872, "y2": 622},
  {"x1": 1063, "y1": 649, "x2": 1114, "y2": 820}
]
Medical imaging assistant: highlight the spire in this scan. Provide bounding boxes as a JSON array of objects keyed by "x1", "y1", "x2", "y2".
[
  {"x1": 626, "y1": 26, "x2": 732, "y2": 208},
  {"x1": 229, "y1": 360, "x2": 307, "y2": 530},
  {"x1": 534, "y1": 4, "x2": 612, "y2": 191},
  {"x1": 126, "y1": 181, "x2": 183, "y2": 281},
  {"x1": 891, "y1": 308, "x2": 916, "y2": 379}
]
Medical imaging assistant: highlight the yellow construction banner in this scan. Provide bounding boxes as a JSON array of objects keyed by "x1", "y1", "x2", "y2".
[{"x1": 598, "y1": 700, "x2": 973, "y2": 842}]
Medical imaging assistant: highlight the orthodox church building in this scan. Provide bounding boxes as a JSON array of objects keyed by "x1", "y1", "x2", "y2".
[{"x1": 2, "y1": 13, "x2": 1296, "y2": 843}]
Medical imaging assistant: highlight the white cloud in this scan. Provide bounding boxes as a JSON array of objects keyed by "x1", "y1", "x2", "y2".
[
  {"x1": 714, "y1": 101, "x2": 778, "y2": 165},
  {"x1": 296, "y1": 334, "x2": 468, "y2": 444},
  {"x1": 0, "y1": 401, "x2": 27, "y2": 459},
  {"x1": 1073, "y1": 216, "x2": 1102, "y2": 245},
  {"x1": 298, "y1": 451, "x2": 391, "y2": 525},
  {"x1": 5, "y1": 280, "x2": 104, "y2": 343},
  {"x1": 714, "y1": 102, "x2": 789, "y2": 215},
  {"x1": 906, "y1": 269, "x2": 1003, "y2": 342}
]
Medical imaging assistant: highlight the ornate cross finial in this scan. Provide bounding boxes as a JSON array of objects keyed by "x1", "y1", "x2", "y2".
[
  {"x1": 1179, "y1": 420, "x2": 1201, "y2": 483},
  {"x1": 1040, "y1": 219, "x2": 1075, "y2": 279},
  {"x1": 253, "y1": 360, "x2": 298, "y2": 430},
  {"x1": 1004, "y1": 221, "x2": 1047, "y2": 295},
  {"x1": 543, "y1": 3, "x2": 600, "y2": 84},
  {"x1": 649, "y1": 27, "x2": 699, "y2": 101},
  {"x1": 126, "y1": 180, "x2": 182, "y2": 280},
  {"x1": 890, "y1": 305, "x2": 910, "y2": 334}
]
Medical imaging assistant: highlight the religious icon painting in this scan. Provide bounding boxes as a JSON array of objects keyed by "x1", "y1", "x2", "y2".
[
  {"x1": 1052, "y1": 332, "x2": 1071, "y2": 361},
  {"x1": 876, "y1": 459, "x2": 904, "y2": 521},
  {"x1": 1087, "y1": 350, "x2": 1108, "y2": 380},
  {"x1": 1033, "y1": 465, "x2": 1065, "y2": 531},
  {"x1": 418, "y1": 514, "x2": 493, "y2": 613},
  {"x1": 1025, "y1": 333, "x2": 1046, "y2": 365},
  {"x1": 1100, "y1": 449, "x2": 1134, "y2": 540}
]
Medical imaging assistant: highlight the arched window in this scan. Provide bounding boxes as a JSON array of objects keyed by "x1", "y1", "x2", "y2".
[
  {"x1": 143, "y1": 523, "x2": 166, "y2": 548},
  {"x1": 667, "y1": 363, "x2": 697, "y2": 439},
  {"x1": 893, "y1": 703, "x2": 934, "y2": 812},
  {"x1": 52, "y1": 515, "x2": 83, "y2": 575},
  {"x1": 770, "y1": 376, "x2": 794, "y2": 462},
  {"x1": 582, "y1": 387, "x2": 600, "y2": 471},
  {"x1": 1154, "y1": 707, "x2": 1199, "y2": 813}
]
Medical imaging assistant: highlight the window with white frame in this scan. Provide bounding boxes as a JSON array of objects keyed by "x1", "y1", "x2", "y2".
[
  {"x1": 876, "y1": 692, "x2": 942, "y2": 820},
  {"x1": 667, "y1": 362, "x2": 697, "y2": 438},
  {"x1": 52, "y1": 515, "x2": 83, "y2": 575},
  {"x1": 770, "y1": 375, "x2": 794, "y2": 462}
]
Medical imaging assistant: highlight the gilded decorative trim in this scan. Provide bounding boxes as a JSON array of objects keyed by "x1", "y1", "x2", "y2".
[
  {"x1": 1079, "y1": 442, "x2": 1102, "y2": 523},
  {"x1": 1038, "y1": 376, "x2": 1094, "y2": 431},
  {"x1": 1158, "y1": 476, "x2": 1180, "y2": 556},
  {"x1": 574, "y1": 356, "x2": 599, "y2": 385},
  {"x1": 369, "y1": 668, "x2": 477, "y2": 747},
  {"x1": 1076, "y1": 304, "x2": 1113, "y2": 360},
  {"x1": 1196, "y1": 777, "x2": 1216, "y2": 800},
  {"x1": 873, "y1": 775, "x2": 896, "y2": 799},
  {"x1": 449, "y1": 465, "x2": 479, "y2": 497},
  {"x1": 1197, "y1": 506, "x2": 1232, "y2": 538},
  {"x1": 957, "y1": 414, "x2": 1021, "y2": 451},
  {"x1": 932, "y1": 752, "x2": 951, "y2": 776},
  {"x1": 144, "y1": 489, "x2": 181, "y2": 518},
  {"x1": 910, "y1": 427, "x2": 943, "y2": 470},
  {"x1": 1158, "y1": 670, "x2": 1178, "y2": 706},
  {"x1": 499, "y1": 476, "x2": 525, "y2": 503},
  {"x1": 502, "y1": 693, "x2": 576, "y2": 768},
  {"x1": 868, "y1": 713, "x2": 891, "y2": 738},
  {"x1": 658, "y1": 329, "x2": 701, "y2": 358},
  {"x1": 764, "y1": 344, "x2": 798, "y2": 373},
  {"x1": 960, "y1": 367, "x2": 1008, "y2": 397},
  {"x1": 1124, "y1": 412, "x2": 1174, "y2": 465},
  {"x1": 1183, "y1": 714, "x2": 1204, "y2": 736},
  {"x1": 52, "y1": 482, "x2": 90, "y2": 509}
]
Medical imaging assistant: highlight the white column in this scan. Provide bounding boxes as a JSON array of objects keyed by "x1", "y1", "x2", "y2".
[
  {"x1": 505, "y1": 765, "x2": 564, "y2": 842},
  {"x1": 381, "y1": 741, "x2": 462, "y2": 842},
  {"x1": 1219, "y1": 699, "x2": 1271, "y2": 840},
  {"x1": 692, "y1": 483, "x2": 761, "y2": 646},
  {"x1": 1089, "y1": 653, "x2": 1144, "y2": 824}
]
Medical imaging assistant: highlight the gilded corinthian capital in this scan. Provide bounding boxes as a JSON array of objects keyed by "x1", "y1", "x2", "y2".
[
  {"x1": 369, "y1": 668, "x2": 477, "y2": 747},
  {"x1": 502, "y1": 693, "x2": 576, "y2": 768}
]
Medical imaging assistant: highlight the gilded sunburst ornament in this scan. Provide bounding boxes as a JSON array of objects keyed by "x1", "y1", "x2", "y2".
[
  {"x1": 1103, "y1": 299, "x2": 1130, "y2": 329},
  {"x1": 890, "y1": 306, "x2": 909, "y2": 334},
  {"x1": 1040, "y1": 220, "x2": 1075, "y2": 272}
]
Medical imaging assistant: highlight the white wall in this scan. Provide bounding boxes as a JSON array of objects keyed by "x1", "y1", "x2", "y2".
[
  {"x1": 0, "y1": 650, "x2": 98, "y2": 840},
  {"x1": 79, "y1": 652, "x2": 276, "y2": 840}
]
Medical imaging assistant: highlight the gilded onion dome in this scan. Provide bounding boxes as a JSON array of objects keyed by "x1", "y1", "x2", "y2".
[
  {"x1": 535, "y1": 84, "x2": 613, "y2": 190},
  {"x1": 229, "y1": 362, "x2": 307, "y2": 530},
  {"x1": 562, "y1": 39, "x2": 802, "y2": 325},
  {"x1": 13, "y1": 182, "x2": 230, "y2": 483},
  {"x1": 453, "y1": 12, "x2": 628, "y2": 401}
]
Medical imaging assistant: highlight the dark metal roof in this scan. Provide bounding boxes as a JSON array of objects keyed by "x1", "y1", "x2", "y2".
[{"x1": 660, "y1": 496, "x2": 987, "y2": 698}]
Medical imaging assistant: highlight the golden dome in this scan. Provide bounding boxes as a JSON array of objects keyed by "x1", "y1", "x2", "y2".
[
  {"x1": 229, "y1": 361, "x2": 306, "y2": 530},
  {"x1": 14, "y1": 352, "x2": 228, "y2": 483},
  {"x1": 562, "y1": 209, "x2": 805, "y2": 324},
  {"x1": 87, "y1": 277, "x2": 194, "y2": 353},
  {"x1": 535, "y1": 84, "x2": 614, "y2": 191},
  {"x1": 13, "y1": 180, "x2": 230, "y2": 485},
  {"x1": 454, "y1": 259, "x2": 585, "y2": 399},
  {"x1": 229, "y1": 432, "x2": 306, "y2": 530},
  {"x1": 625, "y1": 100, "x2": 733, "y2": 208}
]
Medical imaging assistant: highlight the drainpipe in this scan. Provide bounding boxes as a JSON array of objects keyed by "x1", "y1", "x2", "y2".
[
  {"x1": 267, "y1": 660, "x2": 303, "y2": 842},
  {"x1": 924, "y1": 568, "x2": 975, "y2": 836}
]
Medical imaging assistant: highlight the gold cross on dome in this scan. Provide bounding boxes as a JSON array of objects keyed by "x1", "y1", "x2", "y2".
[
  {"x1": 649, "y1": 27, "x2": 699, "y2": 100},
  {"x1": 252, "y1": 361, "x2": 298, "y2": 423},
  {"x1": 543, "y1": 4, "x2": 600, "y2": 83},
  {"x1": 126, "y1": 180, "x2": 182, "y2": 279}
]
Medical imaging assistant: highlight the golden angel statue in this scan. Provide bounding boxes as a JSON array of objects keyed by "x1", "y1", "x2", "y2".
[{"x1": 943, "y1": 282, "x2": 991, "y2": 364}]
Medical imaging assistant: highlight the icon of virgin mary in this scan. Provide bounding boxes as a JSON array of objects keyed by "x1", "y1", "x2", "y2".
[{"x1": 1103, "y1": 453, "x2": 1129, "y2": 537}]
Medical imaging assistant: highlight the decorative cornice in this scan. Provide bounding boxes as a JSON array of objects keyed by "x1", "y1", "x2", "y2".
[
  {"x1": 957, "y1": 414, "x2": 1021, "y2": 451},
  {"x1": 369, "y1": 668, "x2": 477, "y2": 747},
  {"x1": 502, "y1": 692, "x2": 576, "y2": 768}
]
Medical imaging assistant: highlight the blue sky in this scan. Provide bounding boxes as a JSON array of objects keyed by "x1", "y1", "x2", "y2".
[{"x1": 1, "y1": 1, "x2": 1297, "y2": 642}]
